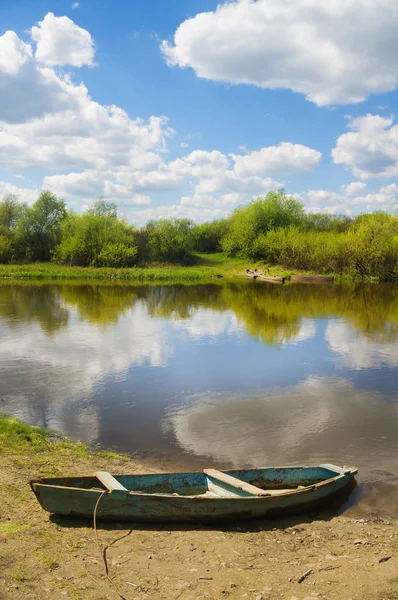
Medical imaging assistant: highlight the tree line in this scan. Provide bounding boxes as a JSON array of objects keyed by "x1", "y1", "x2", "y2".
[{"x1": 1, "y1": 189, "x2": 398, "y2": 279}]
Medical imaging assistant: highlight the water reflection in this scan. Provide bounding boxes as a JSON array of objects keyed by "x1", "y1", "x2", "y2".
[
  {"x1": 164, "y1": 378, "x2": 398, "y2": 480},
  {"x1": 326, "y1": 320, "x2": 398, "y2": 368},
  {"x1": 0, "y1": 285, "x2": 68, "y2": 335},
  {"x1": 1, "y1": 282, "x2": 398, "y2": 345},
  {"x1": 1, "y1": 281, "x2": 398, "y2": 515}
]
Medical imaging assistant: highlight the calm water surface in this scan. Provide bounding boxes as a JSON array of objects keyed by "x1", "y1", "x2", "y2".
[{"x1": 1, "y1": 281, "x2": 397, "y2": 516}]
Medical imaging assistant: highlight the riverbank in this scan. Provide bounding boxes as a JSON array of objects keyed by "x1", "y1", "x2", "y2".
[
  {"x1": 0, "y1": 254, "x2": 333, "y2": 282},
  {"x1": 0, "y1": 415, "x2": 397, "y2": 600}
]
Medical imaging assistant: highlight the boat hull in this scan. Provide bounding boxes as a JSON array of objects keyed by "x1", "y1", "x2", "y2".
[{"x1": 30, "y1": 465, "x2": 357, "y2": 523}]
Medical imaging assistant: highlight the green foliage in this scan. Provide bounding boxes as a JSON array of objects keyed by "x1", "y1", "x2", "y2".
[
  {"x1": 0, "y1": 234, "x2": 13, "y2": 263},
  {"x1": 302, "y1": 212, "x2": 353, "y2": 232},
  {"x1": 16, "y1": 191, "x2": 67, "y2": 261},
  {"x1": 191, "y1": 219, "x2": 230, "y2": 253},
  {"x1": 0, "y1": 195, "x2": 25, "y2": 230},
  {"x1": 87, "y1": 198, "x2": 118, "y2": 219},
  {"x1": 142, "y1": 218, "x2": 195, "y2": 263},
  {"x1": 221, "y1": 190, "x2": 305, "y2": 257},
  {"x1": 0, "y1": 187, "x2": 397, "y2": 278},
  {"x1": 346, "y1": 213, "x2": 398, "y2": 279},
  {"x1": 96, "y1": 242, "x2": 138, "y2": 267},
  {"x1": 53, "y1": 211, "x2": 138, "y2": 267},
  {"x1": 251, "y1": 213, "x2": 398, "y2": 280},
  {"x1": 0, "y1": 414, "x2": 50, "y2": 454}
]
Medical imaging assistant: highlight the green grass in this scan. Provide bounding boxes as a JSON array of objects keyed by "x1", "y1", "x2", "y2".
[
  {"x1": 0, "y1": 254, "x2": 302, "y2": 282},
  {"x1": 12, "y1": 572, "x2": 28, "y2": 582},
  {"x1": 0, "y1": 414, "x2": 129, "y2": 475},
  {"x1": 0, "y1": 524, "x2": 31, "y2": 535},
  {"x1": 0, "y1": 416, "x2": 51, "y2": 453}
]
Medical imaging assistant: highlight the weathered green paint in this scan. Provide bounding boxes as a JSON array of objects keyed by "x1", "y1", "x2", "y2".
[{"x1": 30, "y1": 464, "x2": 358, "y2": 523}]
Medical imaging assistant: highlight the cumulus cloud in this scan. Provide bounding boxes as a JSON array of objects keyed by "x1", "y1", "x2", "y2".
[
  {"x1": 304, "y1": 182, "x2": 398, "y2": 215},
  {"x1": 0, "y1": 16, "x2": 321, "y2": 217},
  {"x1": 0, "y1": 30, "x2": 80, "y2": 123},
  {"x1": 0, "y1": 180, "x2": 39, "y2": 204},
  {"x1": 232, "y1": 143, "x2": 321, "y2": 176},
  {"x1": 31, "y1": 12, "x2": 95, "y2": 67},
  {"x1": 44, "y1": 142, "x2": 321, "y2": 214},
  {"x1": 345, "y1": 181, "x2": 367, "y2": 196},
  {"x1": 162, "y1": 0, "x2": 398, "y2": 106},
  {"x1": 332, "y1": 114, "x2": 398, "y2": 180}
]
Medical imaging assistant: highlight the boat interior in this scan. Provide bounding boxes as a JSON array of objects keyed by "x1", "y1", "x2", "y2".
[{"x1": 35, "y1": 466, "x2": 342, "y2": 498}]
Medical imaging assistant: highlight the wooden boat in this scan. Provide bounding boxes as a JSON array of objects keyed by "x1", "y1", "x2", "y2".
[
  {"x1": 30, "y1": 464, "x2": 357, "y2": 523},
  {"x1": 242, "y1": 270, "x2": 285, "y2": 284},
  {"x1": 290, "y1": 275, "x2": 334, "y2": 284}
]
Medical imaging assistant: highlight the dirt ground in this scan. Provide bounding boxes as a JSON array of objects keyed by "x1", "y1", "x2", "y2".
[{"x1": 1, "y1": 453, "x2": 397, "y2": 600}]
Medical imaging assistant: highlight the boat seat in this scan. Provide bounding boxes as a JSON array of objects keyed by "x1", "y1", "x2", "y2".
[
  {"x1": 94, "y1": 471, "x2": 128, "y2": 492},
  {"x1": 204, "y1": 469, "x2": 271, "y2": 497}
]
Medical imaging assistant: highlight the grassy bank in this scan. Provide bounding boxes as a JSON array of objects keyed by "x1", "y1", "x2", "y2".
[
  {"x1": 0, "y1": 254, "x2": 327, "y2": 282},
  {"x1": 0, "y1": 414, "x2": 397, "y2": 600},
  {"x1": 0, "y1": 414, "x2": 129, "y2": 477}
]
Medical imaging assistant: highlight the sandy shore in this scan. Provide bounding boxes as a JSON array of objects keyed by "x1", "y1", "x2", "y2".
[{"x1": 1, "y1": 439, "x2": 397, "y2": 600}]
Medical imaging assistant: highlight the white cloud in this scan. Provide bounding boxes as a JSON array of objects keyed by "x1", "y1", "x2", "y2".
[
  {"x1": 0, "y1": 17, "x2": 320, "y2": 219},
  {"x1": 232, "y1": 143, "x2": 321, "y2": 176},
  {"x1": 0, "y1": 180, "x2": 39, "y2": 204},
  {"x1": 0, "y1": 30, "x2": 80, "y2": 123},
  {"x1": 0, "y1": 87, "x2": 172, "y2": 171},
  {"x1": 72, "y1": 2, "x2": 80, "y2": 8},
  {"x1": 0, "y1": 30, "x2": 32, "y2": 75},
  {"x1": 162, "y1": 0, "x2": 398, "y2": 106},
  {"x1": 345, "y1": 181, "x2": 367, "y2": 196},
  {"x1": 31, "y1": 12, "x2": 95, "y2": 67},
  {"x1": 332, "y1": 114, "x2": 398, "y2": 180},
  {"x1": 304, "y1": 182, "x2": 398, "y2": 215},
  {"x1": 44, "y1": 143, "x2": 321, "y2": 215}
]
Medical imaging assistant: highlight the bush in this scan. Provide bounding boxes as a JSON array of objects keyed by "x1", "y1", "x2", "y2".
[
  {"x1": 95, "y1": 242, "x2": 138, "y2": 267},
  {"x1": 142, "y1": 218, "x2": 195, "y2": 263},
  {"x1": 221, "y1": 190, "x2": 305, "y2": 257},
  {"x1": 53, "y1": 211, "x2": 138, "y2": 267}
]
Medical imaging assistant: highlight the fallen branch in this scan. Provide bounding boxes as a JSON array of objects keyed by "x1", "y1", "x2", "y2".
[{"x1": 298, "y1": 569, "x2": 313, "y2": 583}]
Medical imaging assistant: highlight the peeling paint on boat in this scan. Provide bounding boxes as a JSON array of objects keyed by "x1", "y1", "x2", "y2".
[{"x1": 30, "y1": 464, "x2": 358, "y2": 523}]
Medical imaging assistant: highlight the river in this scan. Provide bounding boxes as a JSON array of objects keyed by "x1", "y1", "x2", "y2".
[{"x1": 1, "y1": 281, "x2": 397, "y2": 516}]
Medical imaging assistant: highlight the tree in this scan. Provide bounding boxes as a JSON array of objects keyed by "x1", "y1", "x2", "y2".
[
  {"x1": 17, "y1": 191, "x2": 67, "y2": 261},
  {"x1": 221, "y1": 190, "x2": 305, "y2": 257},
  {"x1": 87, "y1": 198, "x2": 118, "y2": 219},
  {"x1": 191, "y1": 219, "x2": 230, "y2": 253},
  {"x1": 0, "y1": 195, "x2": 25, "y2": 230},
  {"x1": 53, "y1": 211, "x2": 138, "y2": 267},
  {"x1": 142, "y1": 218, "x2": 195, "y2": 263}
]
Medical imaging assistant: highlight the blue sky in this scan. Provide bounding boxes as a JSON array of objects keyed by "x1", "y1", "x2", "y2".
[{"x1": 0, "y1": 0, "x2": 397, "y2": 222}]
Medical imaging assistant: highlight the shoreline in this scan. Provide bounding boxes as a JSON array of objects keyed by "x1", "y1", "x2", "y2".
[
  {"x1": 1, "y1": 415, "x2": 397, "y2": 599},
  {"x1": 0, "y1": 255, "x2": 363, "y2": 283}
]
